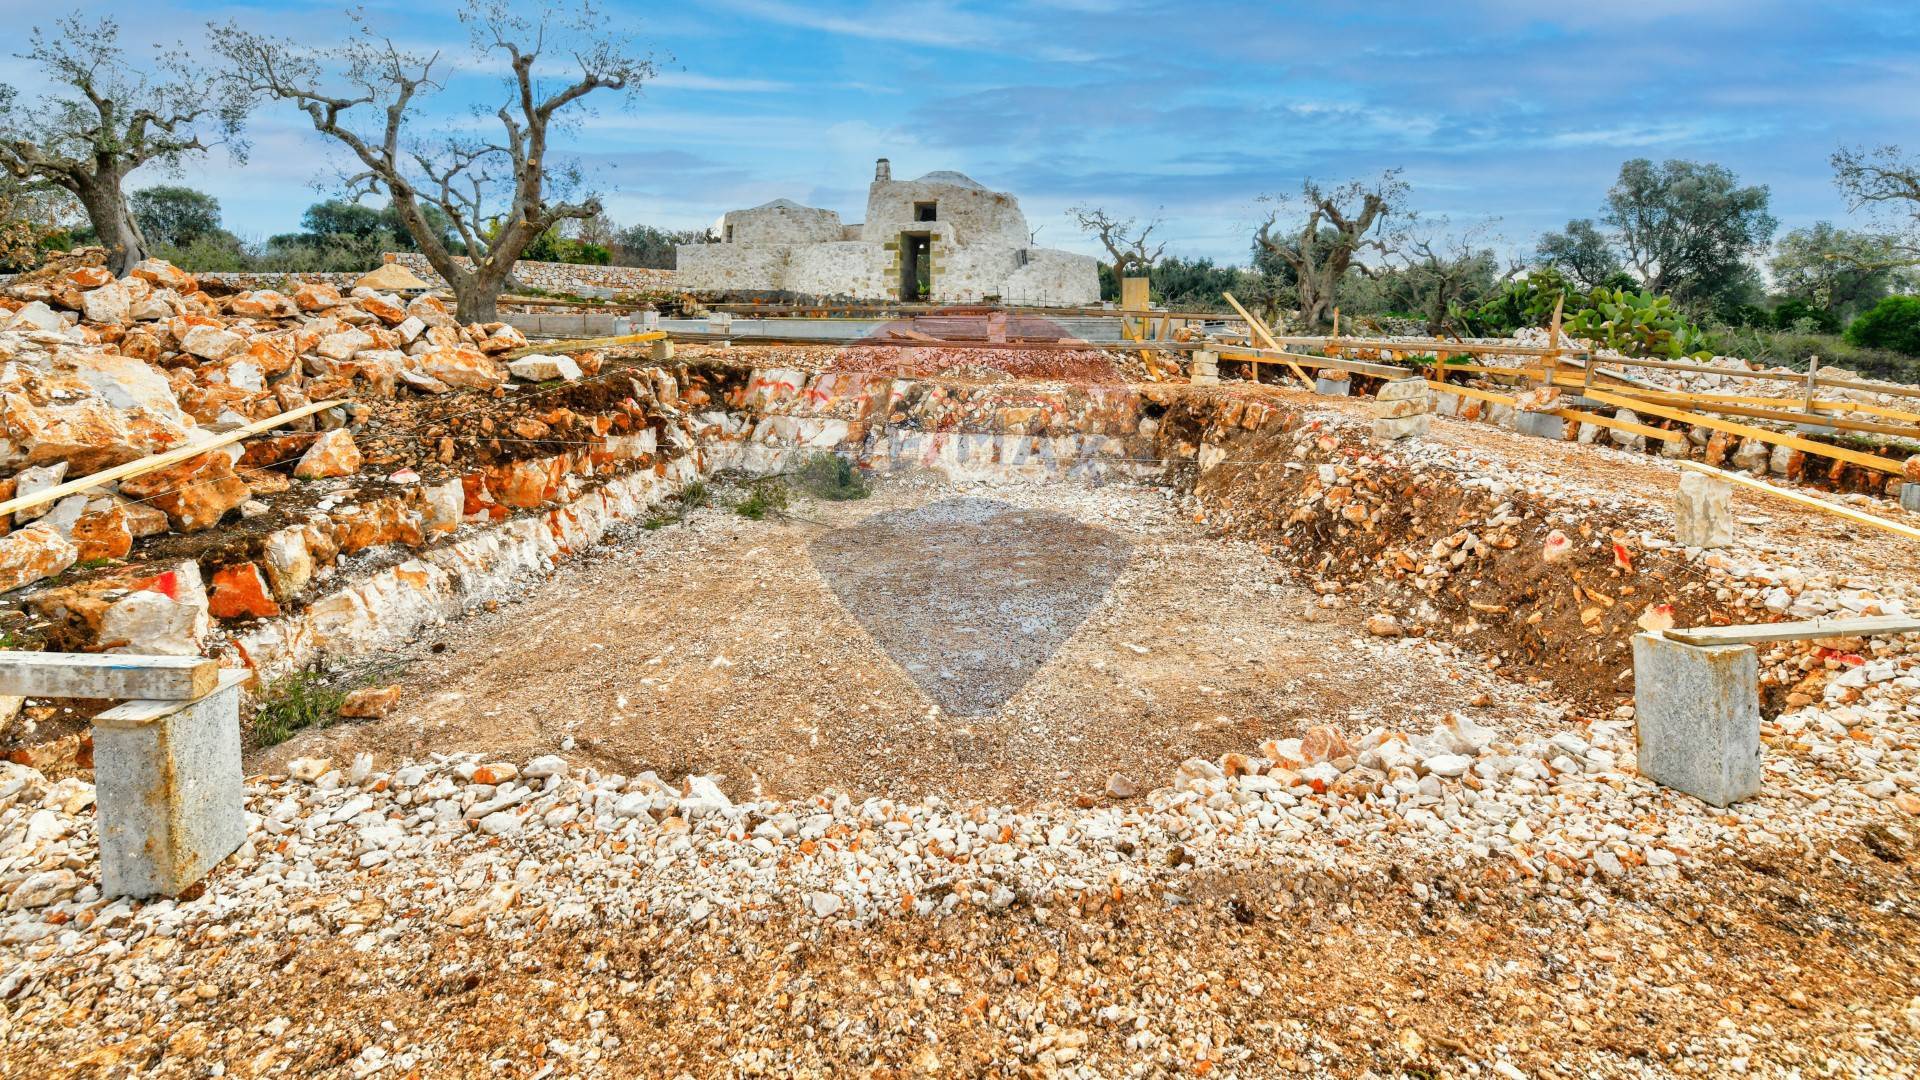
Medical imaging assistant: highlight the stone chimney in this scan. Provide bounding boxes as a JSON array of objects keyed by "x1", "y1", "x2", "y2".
[{"x1": 874, "y1": 157, "x2": 891, "y2": 183}]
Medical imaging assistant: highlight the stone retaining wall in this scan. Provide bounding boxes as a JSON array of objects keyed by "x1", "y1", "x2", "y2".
[{"x1": 186, "y1": 255, "x2": 677, "y2": 299}]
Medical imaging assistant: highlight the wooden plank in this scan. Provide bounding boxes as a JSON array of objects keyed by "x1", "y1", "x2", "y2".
[
  {"x1": 1594, "y1": 390, "x2": 1920, "y2": 424},
  {"x1": 1427, "y1": 381, "x2": 1687, "y2": 444},
  {"x1": 0, "y1": 652, "x2": 219, "y2": 701},
  {"x1": 1675, "y1": 460, "x2": 1920, "y2": 541},
  {"x1": 1583, "y1": 389, "x2": 1905, "y2": 475},
  {"x1": 1585, "y1": 354, "x2": 1920, "y2": 402},
  {"x1": 1267, "y1": 334, "x2": 1570, "y2": 357},
  {"x1": 1665, "y1": 614, "x2": 1920, "y2": 647},
  {"x1": 503, "y1": 331, "x2": 667, "y2": 359},
  {"x1": 1215, "y1": 348, "x2": 1410, "y2": 380},
  {"x1": 1623, "y1": 398, "x2": 1920, "y2": 440},
  {"x1": 1220, "y1": 293, "x2": 1316, "y2": 390},
  {"x1": 0, "y1": 399, "x2": 345, "y2": 521}
]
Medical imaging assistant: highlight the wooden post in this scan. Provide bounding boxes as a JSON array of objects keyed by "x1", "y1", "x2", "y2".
[{"x1": 1544, "y1": 295, "x2": 1564, "y2": 390}]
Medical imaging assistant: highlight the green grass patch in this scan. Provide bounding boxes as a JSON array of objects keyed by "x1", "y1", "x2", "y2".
[{"x1": 251, "y1": 669, "x2": 348, "y2": 747}]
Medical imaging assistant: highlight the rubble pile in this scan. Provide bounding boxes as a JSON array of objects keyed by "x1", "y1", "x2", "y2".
[
  {"x1": 0, "y1": 255, "x2": 533, "y2": 585},
  {"x1": 0, "y1": 256, "x2": 718, "y2": 677}
]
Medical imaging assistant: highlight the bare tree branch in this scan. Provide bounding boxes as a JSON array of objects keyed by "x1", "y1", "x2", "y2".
[
  {"x1": 217, "y1": 0, "x2": 654, "y2": 321},
  {"x1": 0, "y1": 14, "x2": 253, "y2": 272}
]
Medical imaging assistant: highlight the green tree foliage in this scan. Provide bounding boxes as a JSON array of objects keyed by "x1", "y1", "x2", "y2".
[
  {"x1": 0, "y1": 174, "x2": 79, "y2": 271},
  {"x1": 129, "y1": 185, "x2": 223, "y2": 249},
  {"x1": 1533, "y1": 219, "x2": 1624, "y2": 289},
  {"x1": 1768, "y1": 297, "x2": 1841, "y2": 335},
  {"x1": 1453, "y1": 267, "x2": 1580, "y2": 337},
  {"x1": 1845, "y1": 295, "x2": 1920, "y2": 356},
  {"x1": 1769, "y1": 222, "x2": 1909, "y2": 320},
  {"x1": 1146, "y1": 256, "x2": 1243, "y2": 311},
  {"x1": 613, "y1": 223, "x2": 709, "y2": 269},
  {"x1": 516, "y1": 227, "x2": 609, "y2": 265},
  {"x1": 1602, "y1": 158, "x2": 1776, "y2": 308}
]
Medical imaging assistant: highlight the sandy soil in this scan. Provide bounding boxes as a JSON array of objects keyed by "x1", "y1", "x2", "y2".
[{"x1": 257, "y1": 477, "x2": 1546, "y2": 804}]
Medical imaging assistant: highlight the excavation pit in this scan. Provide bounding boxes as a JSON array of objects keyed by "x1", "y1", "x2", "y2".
[{"x1": 256, "y1": 477, "x2": 1554, "y2": 804}]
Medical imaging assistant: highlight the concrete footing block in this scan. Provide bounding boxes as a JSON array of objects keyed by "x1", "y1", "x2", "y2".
[
  {"x1": 1314, "y1": 375, "x2": 1350, "y2": 396},
  {"x1": 1902, "y1": 482, "x2": 1920, "y2": 513},
  {"x1": 1675, "y1": 471, "x2": 1733, "y2": 548},
  {"x1": 93, "y1": 670, "x2": 247, "y2": 898},
  {"x1": 1190, "y1": 350, "x2": 1219, "y2": 385},
  {"x1": 1631, "y1": 632, "x2": 1761, "y2": 806},
  {"x1": 650, "y1": 338, "x2": 675, "y2": 362},
  {"x1": 1513, "y1": 411, "x2": 1566, "y2": 440}
]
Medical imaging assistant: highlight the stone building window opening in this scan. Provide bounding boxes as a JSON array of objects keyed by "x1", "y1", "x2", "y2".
[{"x1": 914, "y1": 201, "x2": 938, "y2": 222}]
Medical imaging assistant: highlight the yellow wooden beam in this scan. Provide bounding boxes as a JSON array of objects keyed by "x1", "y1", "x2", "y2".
[
  {"x1": 502, "y1": 330, "x2": 667, "y2": 360},
  {"x1": 1221, "y1": 292, "x2": 1316, "y2": 391},
  {"x1": 1678, "y1": 460, "x2": 1920, "y2": 542},
  {"x1": 0, "y1": 399, "x2": 347, "y2": 520},
  {"x1": 1426, "y1": 381, "x2": 1687, "y2": 444},
  {"x1": 1583, "y1": 388, "x2": 1903, "y2": 475}
]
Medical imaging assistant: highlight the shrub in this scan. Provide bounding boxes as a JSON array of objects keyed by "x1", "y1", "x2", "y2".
[
  {"x1": 1770, "y1": 298, "x2": 1841, "y2": 335},
  {"x1": 1564, "y1": 287, "x2": 1712, "y2": 360},
  {"x1": 794, "y1": 452, "x2": 871, "y2": 500},
  {"x1": 1452, "y1": 267, "x2": 1576, "y2": 337},
  {"x1": 733, "y1": 479, "x2": 789, "y2": 520},
  {"x1": 1845, "y1": 296, "x2": 1920, "y2": 357}
]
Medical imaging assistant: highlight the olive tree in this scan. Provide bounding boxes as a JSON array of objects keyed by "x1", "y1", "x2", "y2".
[
  {"x1": 1770, "y1": 222, "x2": 1909, "y2": 320},
  {"x1": 1601, "y1": 158, "x2": 1775, "y2": 306},
  {"x1": 1067, "y1": 206, "x2": 1166, "y2": 298},
  {"x1": 0, "y1": 15, "x2": 250, "y2": 274},
  {"x1": 1382, "y1": 218, "x2": 1508, "y2": 335},
  {"x1": 1253, "y1": 171, "x2": 1407, "y2": 329},
  {"x1": 1830, "y1": 145, "x2": 1920, "y2": 272},
  {"x1": 217, "y1": 1, "x2": 654, "y2": 322},
  {"x1": 1534, "y1": 219, "x2": 1624, "y2": 289}
]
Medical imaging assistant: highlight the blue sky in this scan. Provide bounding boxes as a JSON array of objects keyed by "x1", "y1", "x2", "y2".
[{"x1": 4, "y1": 0, "x2": 1919, "y2": 266}]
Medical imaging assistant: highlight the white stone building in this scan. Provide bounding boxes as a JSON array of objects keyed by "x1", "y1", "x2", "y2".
[{"x1": 674, "y1": 160, "x2": 1099, "y2": 306}]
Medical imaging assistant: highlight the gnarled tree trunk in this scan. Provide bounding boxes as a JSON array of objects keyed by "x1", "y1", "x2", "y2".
[
  {"x1": 73, "y1": 173, "x2": 149, "y2": 276},
  {"x1": 450, "y1": 264, "x2": 510, "y2": 324}
]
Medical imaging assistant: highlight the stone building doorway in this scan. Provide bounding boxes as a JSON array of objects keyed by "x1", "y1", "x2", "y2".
[{"x1": 899, "y1": 233, "x2": 932, "y2": 300}]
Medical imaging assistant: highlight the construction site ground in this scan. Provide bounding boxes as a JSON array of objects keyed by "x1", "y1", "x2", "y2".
[
  {"x1": 256, "y1": 477, "x2": 1539, "y2": 806},
  {"x1": 6, "y1": 366, "x2": 1919, "y2": 1078}
]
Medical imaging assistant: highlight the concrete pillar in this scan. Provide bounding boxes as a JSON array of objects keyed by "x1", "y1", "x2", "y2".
[
  {"x1": 93, "y1": 670, "x2": 247, "y2": 897},
  {"x1": 1631, "y1": 633, "x2": 1761, "y2": 806},
  {"x1": 640, "y1": 309, "x2": 661, "y2": 332},
  {"x1": 1190, "y1": 350, "x2": 1219, "y2": 385},
  {"x1": 1902, "y1": 482, "x2": 1920, "y2": 513},
  {"x1": 1513, "y1": 411, "x2": 1566, "y2": 441},
  {"x1": 1674, "y1": 471, "x2": 1733, "y2": 548}
]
